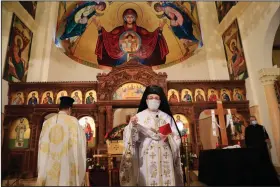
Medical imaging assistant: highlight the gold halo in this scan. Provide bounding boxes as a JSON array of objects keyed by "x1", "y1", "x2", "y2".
[
  {"x1": 14, "y1": 35, "x2": 23, "y2": 49},
  {"x1": 151, "y1": 2, "x2": 164, "y2": 16},
  {"x1": 117, "y1": 2, "x2": 143, "y2": 25},
  {"x1": 96, "y1": 1, "x2": 109, "y2": 14},
  {"x1": 229, "y1": 39, "x2": 237, "y2": 52}
]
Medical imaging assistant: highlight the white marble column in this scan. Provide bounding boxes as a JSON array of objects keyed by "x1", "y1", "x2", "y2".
[{"x1": 259, "y1": 67, "x2": 280, "y2": 164}]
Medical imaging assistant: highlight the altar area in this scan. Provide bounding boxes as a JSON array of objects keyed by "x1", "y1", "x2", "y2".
[{"x1": 2, "y1": 59, "x2": 250, "y2": 184}]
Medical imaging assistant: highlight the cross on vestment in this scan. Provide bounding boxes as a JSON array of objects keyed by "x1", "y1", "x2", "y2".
[
  {"x1": 164, "y1": 180, "x2": 171, "y2": 186},
  {"x1": 150, "y1": 181, "x2": 157, "y2": 186},
  {"x1": 150, "y1": 152, "x2": 156, "y2": 159},
  {"x1": 163, "y1": 152, "x2": 169, "y2": 159},
  {"x1": 206, "y1": 100, "x2": 237, "y2": 146}
]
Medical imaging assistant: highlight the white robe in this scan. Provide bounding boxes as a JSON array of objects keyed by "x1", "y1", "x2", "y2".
[
  {"x1": 36, "y1": 111, "x2": 86, "y2": 186},
  {"x1": 120, "y1": 109, "x2": 184, "y2": 186}
]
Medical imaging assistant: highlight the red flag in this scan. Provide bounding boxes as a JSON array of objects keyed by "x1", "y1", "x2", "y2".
[{"x1": 159, "y1": 123, "x2": 172, "y2": 135}]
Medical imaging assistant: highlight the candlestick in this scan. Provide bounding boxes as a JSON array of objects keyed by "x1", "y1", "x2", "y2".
[{"x1": 185, "y1": 139, "x2": 191, "y2": 186}]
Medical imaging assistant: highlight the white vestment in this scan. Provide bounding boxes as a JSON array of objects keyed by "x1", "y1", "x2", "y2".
[
  {"x1": 120, "y1": 109, "x2": 184, "y2": 186},
  {"x1": 37, "y1": 111, "x2": 86, "y2": 186}
]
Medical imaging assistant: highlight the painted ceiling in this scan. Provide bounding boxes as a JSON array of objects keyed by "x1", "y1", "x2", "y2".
[{"x1": 55, "y1": 1, "x2": 203, "y2": 70}]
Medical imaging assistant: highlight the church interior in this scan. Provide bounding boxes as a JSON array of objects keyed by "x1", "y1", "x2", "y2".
[{"x1": 1, "y1": 1, "x2": 280, "y2": 186}]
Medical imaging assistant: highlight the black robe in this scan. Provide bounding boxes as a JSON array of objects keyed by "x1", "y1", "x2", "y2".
[{"x1": 245, "y1": 124, "x2": 269, "y2": 149}]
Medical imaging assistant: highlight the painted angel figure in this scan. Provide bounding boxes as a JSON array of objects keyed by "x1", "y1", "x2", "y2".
[
  {"x1": 154, "y1": 2, "x2": 200, "y2": 49},
  {"x1": 60, "y1": 1, "x2": 106, "y2": 43}
]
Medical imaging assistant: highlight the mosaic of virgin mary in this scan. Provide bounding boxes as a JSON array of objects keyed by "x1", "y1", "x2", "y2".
[{"x1": 94, "y1": 8, "x2": 169, "y2": 66}]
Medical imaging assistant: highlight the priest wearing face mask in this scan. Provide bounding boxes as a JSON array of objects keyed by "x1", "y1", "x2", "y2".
[
  {"x1": 245, "y1": 116, "x2": 272, "y2": 150},
  {"x1": 119, "y1": 85, "x2": 184, "y2": 186}
]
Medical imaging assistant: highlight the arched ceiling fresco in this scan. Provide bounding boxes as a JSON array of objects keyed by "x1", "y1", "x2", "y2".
[{"x1": 55, "y1": 1, "x2": 203, "y2": 70}]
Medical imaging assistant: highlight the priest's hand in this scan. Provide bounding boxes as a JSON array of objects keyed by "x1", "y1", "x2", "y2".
[
  {"x1": 130, "y1": 116, "x2": 138, "y2": 126},
  {"x1": 159, "y1": 133, "x2": 168, "y2": 142}
]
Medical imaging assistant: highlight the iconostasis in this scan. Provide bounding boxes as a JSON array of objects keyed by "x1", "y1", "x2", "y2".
[
  {"x1": 167, "y1": 88, "x2": 245, "y2": 102},
  {"x1": 9, "y1": 87, "x2": 246, "y2": 106},
  {"x1": 10, "y1": 90, "x2": 97, "y2": 105}
]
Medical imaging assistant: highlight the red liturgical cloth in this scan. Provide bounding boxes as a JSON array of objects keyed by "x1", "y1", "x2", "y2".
[{"x1": 159, "y1": 123, "x2": 172, "y2": 135}]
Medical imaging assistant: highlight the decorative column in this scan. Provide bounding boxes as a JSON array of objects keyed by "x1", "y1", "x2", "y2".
[
  {"x1": 98, "y1": 107, "x2": 106, "y2": 145},
  {"x1": 31, "y1": 112, "x2": 44, "y2": 177},
  {"x1": 259, "y1": 68, "x2": 280, "y2": 164},
  {"x1": 106, "y1": 106, "x2": 113, "y2": 132}
]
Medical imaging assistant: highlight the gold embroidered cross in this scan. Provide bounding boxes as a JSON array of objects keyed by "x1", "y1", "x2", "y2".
[
  {"x1": 150, "y1": 152, "x2": 156, "y2": 159},
  {"x1": 163, "y1": 168, "x2": 170, "y2": 177},
  {"x1": 150, "y1": 181, "x2": 157, "y2": 186},
  {"x1": 163, "y1": 152, "x2": 169, "y2": 159},
  {"x1": 164, "y1": 180, "x2": 171, "y2": 186}
]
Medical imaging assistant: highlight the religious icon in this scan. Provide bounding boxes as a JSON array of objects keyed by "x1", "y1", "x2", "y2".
[
  {"x1": 15, "y1": 118, "x2": 26, "y2": 147},
  {"x1": 3, "y1": 14, "x2": 33, "y2": 82},
  {"x1": 79, "y1": 116, "x2": 96, "y2": 148},
  {"x1": 85, "y1": 90, "x2": 97, "y2": 104},
  {"x1": 119, "y1": 31, "x2": 141, "y2": 54},
  {"x1": 9, "y1": 117, "x2": 30, "y2": 149},
  {"x1": 113, "y1": 83, "x2": 145, "y2": 100},
  {"x1": 173, "y1": 114, "x2": 190, "y2": 142},
  {"x1": 55, "y1": 2, "x2": 203, "y2": 70},
  {"x1": 153, "y1": 2, "x2": 202, "y2": 54},
  {"x1": 71, "y1": 90, "x2": 82, "y2": 104},
  {"x1": 56, "y1": 90, "x2": 68, "y2": 104},
  {"x1": 220, "y1": 89, "x2": 231, "y2": 102},
  {"x1": 94, "y1": 8, "x2": 169, "y2": 66},
  {"x1": 195, "y1": 89, "x2": 205, "y2": 102},
  {"x1": 41, "y1": 91, "x2": 54, "y2": 104},
  {"x1": 85, "y1": 118, "x2": 94, "y2": 141},
  {"x1": 231, "y1": 114, "x2": 246, "y2": 140},
  {"x1": 11, "y1": 92, "x2": 24, "y2": 105},
  {"x1": 27, "y1": 91, "x2": 38, "y2": 105},
  {"x1": 222, "y1": 19, "x2": 248, "y2": 80},
  {"x1": 168, "y1": 89, "x2": 179, "y2": 102},
  {"x1": 59, "y1": 2, "x2": 106, "y2": 52},
  {"x1": 233, "y1": 88, "x2": 244, "y2": 101},
  {"x1": 208, "y1": 89, "x2": 218, "y2": 102},
  {"x1": 175, "y1": 115, "x2": 184, "y2": 132},
  {"x1": 181, "y1": 89, "x2": 192, "y2": 102}
]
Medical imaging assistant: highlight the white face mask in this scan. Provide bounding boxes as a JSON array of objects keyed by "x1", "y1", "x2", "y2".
[
  {"x1": 146, "y1": 99, "x2": 160, "y2": 111},
  {"x1": 251, "y1": 120, "x2": 257, "y2": 125}
]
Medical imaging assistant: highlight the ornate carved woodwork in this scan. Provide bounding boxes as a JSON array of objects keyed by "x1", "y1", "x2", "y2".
[
  {"x1": 3, "y1": 59, "x2": 250, "y2": 177},
  {"x1": 97, "y1": 59, "x2": 168, "y2": 101}
]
